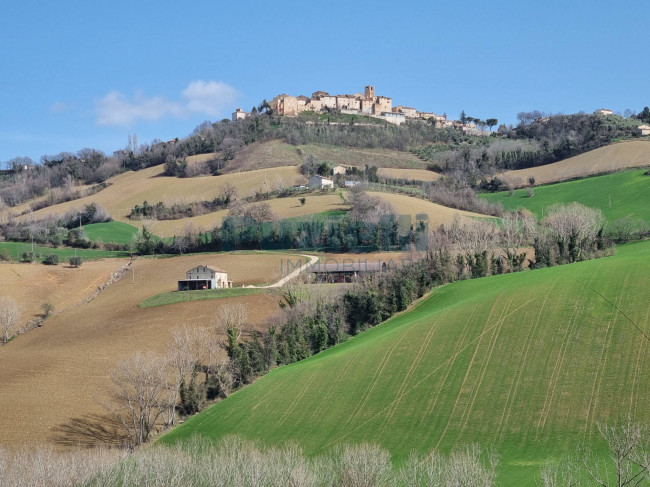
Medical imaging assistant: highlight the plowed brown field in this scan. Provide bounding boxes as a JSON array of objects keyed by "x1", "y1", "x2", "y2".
[{"x1": 0, "y1": 252, "x2": 292, "y2": 449}]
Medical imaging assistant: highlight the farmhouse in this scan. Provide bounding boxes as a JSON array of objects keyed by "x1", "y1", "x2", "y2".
[
  {"x1": 309, "y1": 175, "x2": 334, "y2": 189},
  {"x1": 310, "y1": 261, "x2": 388, "y2": 283},
  {"x1": 332, "y1": 165, "x2": 348, "y2": 176},
  {"x1": 178, "y1": 265, "x2": 232, "y2": 291},
  {"x1": 637, "y1": 124, "x2": 650, "y2": 136}
]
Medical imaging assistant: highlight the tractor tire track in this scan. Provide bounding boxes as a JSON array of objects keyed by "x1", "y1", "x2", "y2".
[
  {"x1": 457, "y1": 298, "x2": 513, "y2": 440},
  {"x1": 498, "y1": 280, "x2": 557, "y2": 442},
  {"x1": 377, "y1": 318, "x2": 440, "y2": 437}
]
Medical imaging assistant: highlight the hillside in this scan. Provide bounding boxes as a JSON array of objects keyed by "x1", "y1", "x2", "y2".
[
  {"x1": 7, "y1": 164, "x2": 304, "y2": 224},
  {"x1": 162, "y1": 240, "x2": 650, "y2": 484},
  {"x1": 370, "y1": 191, "x2": 495, "y2": 226},
  {"x1": 0, "y1": 251, "x2": 296, "y2": 449},
  {"x1": 481, "y1": 168, "x2": 650, "y2": 222},
  {"x1": 498, "y1": 140, "x2": 650, "y2": 187},
  {"x1": 223, "y1": 140, "x2": 432, "y2": 173}
]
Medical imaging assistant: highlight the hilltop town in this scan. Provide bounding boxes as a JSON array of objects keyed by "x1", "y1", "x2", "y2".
[{"x1": 232, "y1": 85, "x2": 488, "y2": 134}]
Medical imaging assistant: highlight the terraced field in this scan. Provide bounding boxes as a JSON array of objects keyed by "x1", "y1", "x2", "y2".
[
  {"x1": 481, "y1": 169, "x2": 650, "y2": 222},
  {"x1": 162, "y1": 241, "x2": 650, "y2": 484},
  {"x1": 499, "y1": 140, "x2": 650, "y2": 187}
]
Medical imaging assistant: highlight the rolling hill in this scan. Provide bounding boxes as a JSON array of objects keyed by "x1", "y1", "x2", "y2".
[
  {"x1": 223, "y1": 140, "x2": 431, "y2": 173},
  {"x1": 161, "y1": 240, "x2": 650, "y2": 484},
  {"x1": 498, "y1": 140, "x2": 650, "y2": 187},
  {"x1": 481, "y1": 168, "x2": 650, "y2": 222}
]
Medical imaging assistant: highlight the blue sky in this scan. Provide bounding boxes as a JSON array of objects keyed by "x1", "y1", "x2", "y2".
[{"x1": 1, "y1": 0, "x2": 648, "y2": 163}]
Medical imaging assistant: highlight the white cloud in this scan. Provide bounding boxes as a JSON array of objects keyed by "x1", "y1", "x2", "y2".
[
  {"x1": 181, "y1": 81, "x2": 239, "y2": 118},
  {"x1": 95, "y1": 81, "x2": 239, "y2": 127}
]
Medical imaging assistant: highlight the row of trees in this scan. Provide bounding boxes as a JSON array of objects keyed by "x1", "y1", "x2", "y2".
[{"x1": 0, "y1": 204, "x2": 112, "y2": 249}]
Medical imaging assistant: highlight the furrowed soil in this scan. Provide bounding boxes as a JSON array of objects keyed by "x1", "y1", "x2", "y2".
[{"x1": 0, "y1": 252, "x2": 295, "y2": 449}]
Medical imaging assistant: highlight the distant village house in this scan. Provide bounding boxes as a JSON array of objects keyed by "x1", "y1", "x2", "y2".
[
  {"x1": 594, "y1": 108, "x2": 613, "y2": 116},
  {"x1": 308, "y1": 175, "x2": 334, "y2": 189},
  {"x1": 232, "y1": 108, "x2": 250, "y2": 121},
  {"x1": 332, "y1": 165, "x2": 348, "y2": 176},
  {"x1": 178, "y1": 265, "x2": 232, "y2": 291},
  {"x1": 637, "y1": 124, "x2": 650, "y2": 136}
]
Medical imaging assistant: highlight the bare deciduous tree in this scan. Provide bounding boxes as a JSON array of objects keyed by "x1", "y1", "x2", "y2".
[
  {"x1": 105, "y1": 353, "x2": 169, "y2": 447},
  {"x1": 580, "y1": 420, "x2": 649, "y2": 487},
  {"x1": 214, "y1": 304, "x2": 248, "y2": 337},
  {"x1": 0, "y1": 296, "x2": 20, "y2": 345}
]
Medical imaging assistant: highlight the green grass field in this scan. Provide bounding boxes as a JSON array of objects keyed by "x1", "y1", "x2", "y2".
[
  {"x1": 161, "y1": 240, "x2": 650, "y2": 485},
  {"x1": 0, "y1": 241, "x2": 130, "y2": 261},
  {"x1": 481, "y1": 169, "x2": 650, "y2": 222},
  {"x1": 83, "y1": 221, "x2": 139, "y2": 244},
  {"x1": 139, "y1": 287, "x2": 264, "y2": 308}
]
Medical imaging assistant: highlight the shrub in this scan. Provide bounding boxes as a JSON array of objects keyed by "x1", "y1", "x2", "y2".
[
  {"x1": 0, "y1": 248, "x2": 10, "y2": 261},
  {"x1": 69, "y1": 256, "x2": 83, "y2": 267},
  {"x1": 527, "y1": 188, "x2": 535, "y2": 198},
  {"x1": 43, "y1": 254, "x2": 59, "y2": 265},
  {"x1": 21, "y1": 251, "x2": 35, "y2": 263},
  {"x1": 41, "y1": 302, "x2": 54, "y2": 318}
]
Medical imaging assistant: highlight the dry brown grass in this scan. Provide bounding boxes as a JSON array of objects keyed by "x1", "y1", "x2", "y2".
[
  {"x1": 0, "y1": 252, "x2": 292, "y2": 449},
  {"x1": 377, "y1": 168, "x2": 440, "y2": 181},
  {"x1": 7, "y1": 165, "x2": 305, "y2": 224},
  {"x1": 368, "y1": 192, "x2": 495, "y2": 227},
  {"x1": 224, "y1": 140, "x2": 427, "y2": 172},
  {"x1": 500, "y1": 140, "x2": 650, "y2": 187},
  {"x1": 131, "y1": 193, "x2": 348, "y2": 236},
  {"x1": 0, "y1": 259, "x2": 128, "y2": 335}
]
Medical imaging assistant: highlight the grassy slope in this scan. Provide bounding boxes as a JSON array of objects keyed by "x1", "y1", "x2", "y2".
[
  {"x1": 481, "y1": 169, "x2": 650, "y2": 221},
  {"x1": 84, "y1": 221, "x2": 139, "y2": 244},
  {"x1": 162, "y1": 240, "x2": 650, "y2": 484},
  {"x1": 139, "y1": 287, "x2": 264, "y2": 308},
  {"x1": 0, "y1": 241, "x2": 130, "y2": 260}
]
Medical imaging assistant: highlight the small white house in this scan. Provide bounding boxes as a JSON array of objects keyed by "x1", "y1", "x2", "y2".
[
  {"x1": 595, "y1": 108, "x2": 613, "y2": 116},
  {"x1": 637, "y1": 124, "x2": 650, "y2": 136},
  {"x1": 178, "y1": 265, "x2": 232, "y2": 291},
  {"x1": 332, "y1": 165, "x2": 347, "y2": 176},
  {"x1": 231, "y1": 108, "x2": 250, "y2": 121},
  {"x1": 309, "y1": 175, "x2": 334, "y2": 189}
]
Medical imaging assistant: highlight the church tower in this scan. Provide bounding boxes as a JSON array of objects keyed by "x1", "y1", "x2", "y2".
[{"x1": 364, "y1": 85, "x2": 375, "y2": 100}]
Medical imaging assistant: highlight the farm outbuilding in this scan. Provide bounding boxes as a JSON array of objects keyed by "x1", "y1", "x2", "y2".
[
  {"x1": 310, "y1": 261, "x2": 388, "y2": 283},
  {"x1": 178, "y1": 265, "x2": 232, "y2": 291}
]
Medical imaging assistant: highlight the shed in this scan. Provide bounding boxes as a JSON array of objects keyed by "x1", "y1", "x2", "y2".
[
  {"x1": 178, "y1": 265, "x2": 232, "y2": 291},
  {"x1": 310, "y1": 261, "x2": 388, "y2": 283}
]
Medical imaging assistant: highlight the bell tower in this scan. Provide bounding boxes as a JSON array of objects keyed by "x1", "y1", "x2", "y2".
[{"x1": 364, "y1": 85, "x2": 375, "y2": 100}]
